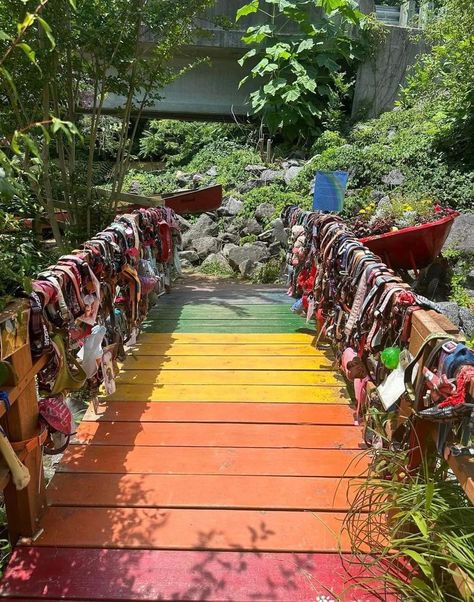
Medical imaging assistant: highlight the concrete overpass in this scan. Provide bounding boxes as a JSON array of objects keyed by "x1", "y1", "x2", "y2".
[{"x1": 101, "y1": 0, "x2": 424, "y2": 121}]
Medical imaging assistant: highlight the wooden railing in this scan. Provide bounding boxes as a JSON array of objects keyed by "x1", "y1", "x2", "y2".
[{"x1": 0, "y1": 301, "x2": 47, "y2": 543}]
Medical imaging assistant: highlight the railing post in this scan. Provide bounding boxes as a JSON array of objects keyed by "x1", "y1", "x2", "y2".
[{"x1": 3, "y1": 342, "x2": 47, "y2": 543}]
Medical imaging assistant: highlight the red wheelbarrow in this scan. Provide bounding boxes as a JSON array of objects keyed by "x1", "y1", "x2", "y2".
[{"x1": 359, "y1": 212, "x2": 459, "y2": 273}]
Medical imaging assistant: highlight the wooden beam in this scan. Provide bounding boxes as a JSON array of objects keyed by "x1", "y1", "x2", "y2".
[{"x1": 94, "y1": 187, "x2": 164, "y2": 207}]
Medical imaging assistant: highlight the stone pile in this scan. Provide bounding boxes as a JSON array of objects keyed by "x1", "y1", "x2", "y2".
[{"x1": 178, "y1": 199, "x2": 288, "y2": 279}]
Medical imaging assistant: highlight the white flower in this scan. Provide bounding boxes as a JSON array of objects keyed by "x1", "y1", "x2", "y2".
[{"x1": 0, "y1": 167, "x2": 5, "y2": 178}]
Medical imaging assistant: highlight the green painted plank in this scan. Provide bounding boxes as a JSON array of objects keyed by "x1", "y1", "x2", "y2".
[{"x1": 142, "y1": 323, "x2": 315, "y2": 334}]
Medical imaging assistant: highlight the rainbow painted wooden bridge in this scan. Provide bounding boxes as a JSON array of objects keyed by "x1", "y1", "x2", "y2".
[{"x1": 0, "y1": 277, "x2": 386, "y2": 602}]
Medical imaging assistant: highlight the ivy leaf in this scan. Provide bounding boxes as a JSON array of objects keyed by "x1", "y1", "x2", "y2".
[
  {"x1": 265, "y1": 43, "x2": 291, "y2": 61},
  {"x1": 297, "y1": 38, "x2": 314, "y2": 53},
  {"x1": 263, "y1": 77, "x2": 286, "y2": 95},
  {"x1": 236, "y1": 0, "x2": 259, "y2": 21},
  {"x1": 297, "y1": 74, "x2": 316, "y2": 92},
  {"x1": 0, "y1": 30, "x2": 10, "y2": 41}
]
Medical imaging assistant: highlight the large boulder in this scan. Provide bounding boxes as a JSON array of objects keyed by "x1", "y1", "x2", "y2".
[
  {"x1": 460, "y1": 307, "x2": 474, "y2": 338},
  {"x1": 260, "y1": 169, "x2": 284, "y2": 184},
  {"x1": 437, "y1": 301, "x2": 461, "y2": 327},
  {"x1": 238, "y1": 259, "x2": 256, "y2": 278},
  {"x1": 242, "y1": 218, "x2": 263, "y2": 236},
  {"x1": 284, "y1": 165, "x2": 302, "y2": 185},
  {"x1": 444, "y1": 214, "x2": 474, "y2": 252},
  {"x1": 222, "y1": 243, "x2": 239, "y2": 258},
  {"x1": 272, "y1": 218, "x2": 288, "y2": 246},
  {"x1": 255, "y1": 202, "x2": 275, "y2": 223},
  {"x1": 193, "y1": 236, "x2": 221, "y2": 259},
  {"x1": 201, "y1": 252, "x2": 231, "y2": 272},
  {"x1": 238, "y1": 179, "x2": 262, "y2": 194},
  {"x1": 179, "y1": 250, "x2": 199, "y2": 264},
  {"x1": 192, "y1": 213, "x2": 219, "y2": 237},
  {"x1": 227, "y1": 244, "x2": 269, "y2": 270},
  {"x1": 217, "y1": 196, "x2": 244, "y2": 217},
  {"x1": 245, "y1": 164, "x2": 266, "y2": 173},
  {"x1": 218, "y1": 231, "x2": 240, "y2": 245}
]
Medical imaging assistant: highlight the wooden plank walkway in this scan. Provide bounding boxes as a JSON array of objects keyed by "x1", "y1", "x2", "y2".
[{"x1": 0, "y1": 278, "x2": 390, "y2": 601}]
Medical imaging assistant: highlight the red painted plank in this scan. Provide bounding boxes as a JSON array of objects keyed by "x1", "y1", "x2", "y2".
[
  {"x1": 0, "y1": 547, "x2": 397, "y2": 601},
  {"x1": 27, "y1": 507, "x2": 355, "y2": 552},
  {"x1": 84, "y1": 401, "x2": 356, "y2": 425},
  {"x1": 58, "y1": 445, "x2": 369, "y2": 477},
  {"x1": 74, "y1": 421, "x2": 364, "y2": 450},
  {"x1": 48, "y1": 473, "x2": 359, "y2": 511}
]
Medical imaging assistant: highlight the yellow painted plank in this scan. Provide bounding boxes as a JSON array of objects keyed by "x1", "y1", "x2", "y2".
[
  {"x1": 137, "y1": 333, "x2": 317, "y2": 344},
  {"x1": 116, "y1": 369, "x2": 343, "y2": 386},
  {"x1": 105, "y1": 384, "x2": 349, "y2": 404},
  {"x1": 128, "y1": 344, "x2": 327, "y2": 357},
  {"x1": 120, "y1": 355, "x2": 333, "y2": 371}
]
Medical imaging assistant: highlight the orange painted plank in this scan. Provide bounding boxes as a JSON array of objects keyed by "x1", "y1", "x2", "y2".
[
  {"x1": 84, "y1": 401, "x2": 356, "y2": 425},
  {"x1": 48, "y1": 473, "x2": 359, "y2": 511},
  {"x1": 30, "y1": 506, "x2": 354, "y2": 552},
  {"x1": 58, "y1": 445, "x2": 368, "y2": 477},
  {"x1": 75, "y1": 421, "x2": 364, "y2": 450}
]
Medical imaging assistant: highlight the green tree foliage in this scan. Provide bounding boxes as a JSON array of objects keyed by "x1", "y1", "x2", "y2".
[
  {"x1": 235, "y1": 0, "x2": 370, "y2": 143},
  {"x1": 0, "y1": 0, "x2": 213, "y2": 248},
  {"x1": 402, "y1": 0, "x2": 474, "y2": 165}
]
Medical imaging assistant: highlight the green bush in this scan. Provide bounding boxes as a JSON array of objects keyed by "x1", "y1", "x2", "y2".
[
  {"x1": 239, "y1": 234, "x2": 258, "y2": 245},
  {"x1": 252, "y1": 259, "x2": 283, "y2": 284},
  {"x1": 240, "y1": 184, "x2": 307, "y2": 224},
  {"x1": 289, "y1": 105, "x2": 474, "y2": 212},
  {"x1": 139, "y1": 119, "x2": 253, "y2": 166},
  {"x1": 311, "y1": 130, "x2": 347, "y2": 155},
  {"x1": 121, "y1": 169, "x2": 180, "y2": 196},
  {"x1": 200, "y1": 260, "x2": 234, "y2": 278}
]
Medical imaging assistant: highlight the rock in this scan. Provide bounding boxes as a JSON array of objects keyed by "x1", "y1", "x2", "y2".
[
  {"x1": 381, "y1": 169, "x2": 405, "y2": 186},
  {"x1": 437, "y1": 301, "x2": 461, "y2": 327},
  {"x1": 245, "y1": 164, "x2": 266, "y2": 173},
  {"x1": 253, "y1": 241, "x2": 268, "y2": 248},
  {"x1": 222, "y1": 243, "x2": 239, "y2": 258},
  {"x1": 238, "y1": 259, "x2": 256, "y2": 278},
  {"x1": 260, "y1": 169, "x2": 284, "y2": 184},
  {"x1": 258, "y1": 230, "x2": 275, "y2": 244},
  {"x1": 272, "y1": 218, "x2": 288, "y2": 246},
  {"x1": 192, "y1": 173, "x2": 204, "y2": 187},
  {"x1": 217, "y1": 196, "x2": 244, "y2": 217},
  {"x1": 243, "y1": 218, "x2": 263, "y2": 236},
  {"x1": 176, "y1": 215, "x2": 192, "y2": 232},
  {"x1": 193, "y1": 236, "x2": 221, "y2": 259},
  {"x1": 467, "y1": 269, "x2": 474, "y2": 288},
  {"x1": 227, "y1": 244, "x2": 269, "y2": 270},
  {"x1": 460, "y1": 307, "x2": 474, "y2": 338},
  {"x1": 255, "y1": 202, "x2": 276, "y2": 223},
  {"x1": 444, "y1": 214, "x2": 474, "y2": 252},
  {"x1": 201, "y1": 252, "x2": 231, "y2": 271},
  {"x1": 284, "y1": 165, "x2": 302, "y2": 185},
  {"x1": 180, "y1": 259, "x2": 192, "y2": 270},
  {"x1": 175, "y1": 170, "x2": 192, "y2": 185},
  {"x1": 218, "y1": 231, "x2": 240, "y2": 245},
  {"x1": 179, "y1": 250, "x2": 199, "y2": 264},
  {"x1": 282, "y1": 159, "x2": 301, "y2": 169},
  {"x1": 191, "y1": 213, "x2": 219, "y2": 237},
  {"x1": 238, "y1": 179, "x2": 262, "y2": 194},
  {"x1": 269, "y1": 241, "x2": 282, "y2": 256},
  {"x1": 206, "y1": 166, "x2": 218, "y2": 177},
  {"x1": 371, "y1": 190, "x2": 386, "y2": 201}
]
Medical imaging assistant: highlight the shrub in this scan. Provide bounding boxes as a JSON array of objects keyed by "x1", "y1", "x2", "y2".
[
  {"x1": 200, "y1": 260, "x2": 234, "y2": 278},
  {"x1": 241, "y1": 184, "x2": 308, "y2": 224},
  {"x1": 239, "y1": 234, "x2": 257, "y2": 245},
  {"x1": 252, "y1": 259, "x2": 283, "y2": 284},
  {"x1": 139, "y1": 119, "x2": 253, "y2": 165}
]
